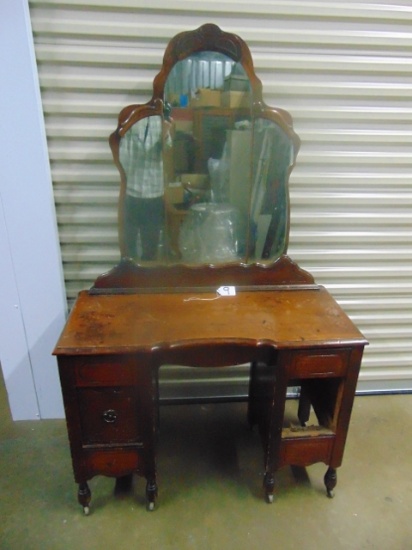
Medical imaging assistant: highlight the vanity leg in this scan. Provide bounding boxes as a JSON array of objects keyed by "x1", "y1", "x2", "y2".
[
  {"x1": 298, "y1": 384, "x2": 311, "y2": 427},
  {"x1": 264, "y1": 471, "x2": 275, "y2": 503},
  {"x1": 78, "y1": 482, "x2": 91, "y2": 515},
  {"x1": 324, "y1": 467, "x2": 337, "y2": 498},
  {"x1": 247, "y1": 362, "x2": 258, "y2": 428},
  {"x1": 146, "y1": 478, "x2": 158, "y2": 511}
]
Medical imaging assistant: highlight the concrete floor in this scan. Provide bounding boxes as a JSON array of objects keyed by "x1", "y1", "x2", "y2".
[{"x1": 1, "y1": 375, "x2": 411, "y2": 550}]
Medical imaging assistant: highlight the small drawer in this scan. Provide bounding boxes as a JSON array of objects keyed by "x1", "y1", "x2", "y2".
[
  {"x1": 77, "y1": 387, "x2": 141, "y2": 445},
  {"x1": 279, "y1": 435, "x2": 334, "y2": 468},
  {"x1": 75, "y1": 357, "x2": 136, "y2": 387},
  {"x1": 288, "y1": 349, "x2": 349, "y2": 379},
  {"x1": 84, "y1": 449, "x2": 141, "y2": 478}
]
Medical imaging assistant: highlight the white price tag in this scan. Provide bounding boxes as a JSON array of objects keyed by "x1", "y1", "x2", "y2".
[{"x1": 217, "y1": 286, "x2": 236, "y2": 297}]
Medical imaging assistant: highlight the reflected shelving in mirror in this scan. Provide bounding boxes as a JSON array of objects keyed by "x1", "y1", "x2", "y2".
[{"x1": 165, "y1": 52, "x2": 245, "y2": 104}]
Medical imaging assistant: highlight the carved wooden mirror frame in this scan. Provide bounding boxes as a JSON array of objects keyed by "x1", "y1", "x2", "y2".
[{"x1": 91, "y1": 24, "x2": 314, "y2": 293}]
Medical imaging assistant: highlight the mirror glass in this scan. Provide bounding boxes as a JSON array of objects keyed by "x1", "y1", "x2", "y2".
[{"x1": 118, "y1": 51, "x2": 293, "y2": 266}]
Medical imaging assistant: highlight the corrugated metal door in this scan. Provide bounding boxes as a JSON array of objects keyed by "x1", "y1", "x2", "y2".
[{"x1": 29, "y1": 0, "x2": 412, "y2": 396}]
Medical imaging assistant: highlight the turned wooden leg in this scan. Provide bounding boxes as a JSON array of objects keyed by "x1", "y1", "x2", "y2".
[
  {"x1": 324, "y1": 467, "x2": 337, "y2": 498},
  {"x1": 146, "y1": 478, "x2": 158, "y2": 511},
  {"x1": 78, "y1": 482, "x2": 91, "y2": 515},
  {"x1": 298, "y1": 384, "x2": 311, "y2": 427},
  {"x1": 264, "y1": 471, "x2": 275, "y2": 503}
]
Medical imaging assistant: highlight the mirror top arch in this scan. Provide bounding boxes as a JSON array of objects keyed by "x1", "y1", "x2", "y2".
[
  {"x1": 118, "y1": 23, "x2": 296, "y2": 138},
  {"x1": 92, "y1": 24, "x2": 313, "y2": 293}
]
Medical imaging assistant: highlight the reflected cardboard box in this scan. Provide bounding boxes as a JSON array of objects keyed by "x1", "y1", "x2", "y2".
[
  {"x1": 190, "y1": 88, "x2": 221, "y2": 108},
  {"x1": 180, "y1": 173, "x2": 209, "y2": 190},
  {"x1": 174, "y1": 120, "x2": 193, "y2": 133},
  {"x1": 165, "y1": 182, "x2": 184, "y2": 204},
  {"x1": 223, "y1": 74, "x2": 250, "y2": 92},
  {"x1": 221, "y1": 91, "x2": 251, "y2": 109}
]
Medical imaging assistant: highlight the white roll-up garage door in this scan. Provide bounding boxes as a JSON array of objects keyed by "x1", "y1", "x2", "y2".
[{"x1": 29, "y1": 0, "x2": 412, "y2": 397}]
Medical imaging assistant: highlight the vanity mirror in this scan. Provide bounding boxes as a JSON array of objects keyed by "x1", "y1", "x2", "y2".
[{"x1": 92, "y1": 23, "x2": 307, "y2": 291}]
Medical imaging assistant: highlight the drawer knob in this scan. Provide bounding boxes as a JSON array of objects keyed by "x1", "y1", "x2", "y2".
[{"x1": 102, "y1": 409, "x2": 118, "y2": 423}]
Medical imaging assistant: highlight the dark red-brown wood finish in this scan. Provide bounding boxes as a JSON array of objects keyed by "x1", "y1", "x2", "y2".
[{"x1": 54, "y1": 24, "x2": 367, "y2": 513}]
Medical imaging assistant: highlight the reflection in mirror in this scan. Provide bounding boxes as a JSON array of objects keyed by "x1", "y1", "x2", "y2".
[
  {"x1": 163, "y1": 51, "x2": 253, "y2": 264},
  {"x1": 94, "y1": 24, "x2": 305, "y2": 292},
  {"x1": 115, "y1": 40, "x2": 297, "y2": 268},
  {"x1": 249, "y1": 118, "x2": 294, "y2": 263},
  {"x1": 118, "y1": 51, "x2": 257, "y2": 265},
  {"x1": 165, "y1": 52, "x2": 249, "y2": 103},
  {"x1": 179, "y1": 203, "x2": 244, "y2": 263},
  {"x1": 117, "y1": 105, "x2": 295, "y2": 267},
  {"x1": 119, "y1": 113, "x2": 172, "y2": 262}
]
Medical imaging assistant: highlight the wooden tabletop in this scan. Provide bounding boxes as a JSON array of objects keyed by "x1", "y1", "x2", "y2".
[{"x1": 54, "y1": 286, "x2": 366, "y2": 355}]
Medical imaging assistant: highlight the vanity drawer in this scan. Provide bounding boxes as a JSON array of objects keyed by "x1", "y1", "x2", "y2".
[
  {"x1": 288, "y1": 349, "x2": 350, "y2": 379},
  {"x1": 77, "y1": 387, "x2": 141, "y2": 446},
  {"x1": 74, "y1": 357, "x2": 137, "y2": 387}
]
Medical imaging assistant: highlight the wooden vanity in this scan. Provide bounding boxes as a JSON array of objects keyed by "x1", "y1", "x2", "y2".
[{"x1": 54, "y1": 24, "x2": 367, "y2": 513}]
